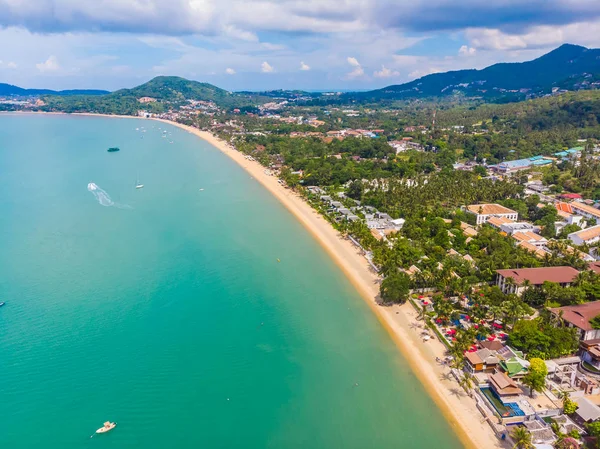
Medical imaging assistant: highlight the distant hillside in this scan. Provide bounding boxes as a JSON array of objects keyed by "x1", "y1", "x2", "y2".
[
  {"x1": 359, "y1": 44, "x2": 600, "y2": 102},
  {"x1": 110, "y1": 76, "x2": 237, "y2": 105},
  {"x1": 40, "y1": 76, "x2": 267, "y2": 114},
  {"x1": 0, "y1": 83, "x2": 108, "y2": 96}
]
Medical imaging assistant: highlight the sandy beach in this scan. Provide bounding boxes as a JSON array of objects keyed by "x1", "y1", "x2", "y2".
[
  {"x1": 5, "y1": 111, "x2": 502, "y2": 448},
  {"x1": 150, "y1": 118, "x2": 507, "y2": 449}
]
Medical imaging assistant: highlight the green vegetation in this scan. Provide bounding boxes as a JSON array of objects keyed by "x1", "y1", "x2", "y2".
[
  {"x1": 521, "y1": 358, "x2": 547, "y2": 397},
  {"x1": 509, "y1": 318, "x2": 578, "y2": 359},
  {"x1": 510, "y1": 425, "x2": 533, "y2": 449},
  {"x1": 379, "y1": 272, "x2": 410, "y2": 305}
]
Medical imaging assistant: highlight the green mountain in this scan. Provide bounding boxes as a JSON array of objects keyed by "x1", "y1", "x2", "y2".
[
  {"x1": 0, "y1": 83, "x2": 108, "y2": 96},
  {"x1": 361, "y1": 44, "x2": 600, "y2": 101},
  {"x1": 110, "y1": 76, "x2": 237, "y2": 105}
]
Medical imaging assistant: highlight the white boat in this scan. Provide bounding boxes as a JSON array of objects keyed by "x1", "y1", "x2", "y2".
[{"x1": 96, "y1": 422, "x2": 116, "y2": 434}]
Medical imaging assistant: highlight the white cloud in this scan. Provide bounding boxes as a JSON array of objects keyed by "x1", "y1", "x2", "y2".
[
  {"x1": 222, "y1": 25, "x2": 258, "y2": 42},
  {"x1": 261, "y1": 42, "x2": 285, "y2": 51},
  {"x1": 373, "y1": 64, "x2": 399, "y2": 78},
  {"x1": 408, "y1": 67, "x2": 441, "y2": 79},
  {"x1": 346, "y1": 56, "x2": 365, "y2": 78},
  {"x1": 36, "y1": 55, "x2": 60, "y2": 72},
  {"x1": 261, "y1": 61, "x2": 273, "y2": 72},
  {"x1": 458, "y1": 45, "x2": 476, "y2": 56},
  {"x1": 300, "y1": 61, "x2": 310, "y2": 71},
  {"x1": 225, "y1": 67, "x2": 236, "y2": 75}
]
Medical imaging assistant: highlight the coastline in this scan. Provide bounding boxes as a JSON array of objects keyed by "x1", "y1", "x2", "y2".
[
  {"x1": 155, "y1": 118, "x2": 506, "y2": 449},
  {"x1": 5, "y1": 111, "x2": 504, "y2": 448}
]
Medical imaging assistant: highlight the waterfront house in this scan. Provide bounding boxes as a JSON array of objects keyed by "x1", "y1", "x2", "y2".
[
  {"x1": 550, "y1": 301, "x2": 600, "y2": 341},
  {"x1": 464, "y1": 204, "x2": 518, "y2": 225},
  {"x1": 465, "y1": 348, "x2": 499, "y2": 373},
  {"x1": 496, "y1": 267, "x2": 580, "y2": 295},
  {"x1": 489, "y1": 372, "x2": 523, "y2": 398}
]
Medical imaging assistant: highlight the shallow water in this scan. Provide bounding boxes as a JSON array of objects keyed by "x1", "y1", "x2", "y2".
[{"x1": 0, "y1": 114, "x2": 463, "y2": 449}]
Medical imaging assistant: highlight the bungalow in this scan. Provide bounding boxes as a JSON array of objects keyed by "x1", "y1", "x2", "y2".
[
  {"x1": 464, "y1": 204, "x2": 518, "y2": 225},
  {"x1": 568, "y1": 224, "x2": 600, "y2": 246},
  {"x1": 550, "y1": 301, "x2": 600, "y2": 341},
  {"x1": 496, "y1": 266, "x2": 580, "y2": 295}
]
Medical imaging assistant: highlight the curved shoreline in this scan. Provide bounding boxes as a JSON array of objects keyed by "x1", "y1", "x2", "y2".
[
  {"x1": 4, "y1": 111, "x2": 504, "y2": 449},
  {"x1": 155, "y1": 119, "x2": 505, "y2": 449}
]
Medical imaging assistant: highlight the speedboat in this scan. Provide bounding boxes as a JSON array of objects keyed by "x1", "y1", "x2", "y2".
[
  {"x1": 0, "y1": 302, "x2": 4, "y2": 307},
  {"x1": 96, "y1": 422, "x2": 116, "y2": 434},
  {"x1": 135, "y1": 184, "x2": 144, "y2": 189}
]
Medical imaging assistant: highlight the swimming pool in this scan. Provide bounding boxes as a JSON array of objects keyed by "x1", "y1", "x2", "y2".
[{"x1": 480, "y1": 387, "x2": 525, "y2": 417}]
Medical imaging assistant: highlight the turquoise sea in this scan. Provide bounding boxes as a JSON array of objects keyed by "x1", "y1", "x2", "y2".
[{"x1": 0, "y1": 114, "x2": 463, "y2": 449}]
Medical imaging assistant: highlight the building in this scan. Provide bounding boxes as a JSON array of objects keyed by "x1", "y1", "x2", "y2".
[
  {"x1": 572, "y1": 397, "x2": 600, "y2": 425},
  {"x1": 486, "y1": 216, "x2": 515, "y2": 230},
  {"x1": 550, "y1": 301, "x2": 600, "y2": 341},
  {"x1": 571, "y1": 202, "x2": 600, "y2": 221},
  {"x1": 500, "y1": 222, "x2": 537, "y2": 235},
  {"x1": 464, "y1": 349, "x2": 500, "y2": 373},
  {"x1": 496, "y1": 266, "x2": 580, "y2": 295},
  {"x1": 517, "y1": 241, "x2": 550, "y2": 259},
  {"x1": 512, "y1": 231, "x2": 548, "y2": 248},
  {"x1": 464, "y1": 204, "x2": 518, "y2": 225},
  {"x1": 488, "y1": 372, "x2": 523, "y2": 398},
  {"x1": 568, "y1": 224, "x2": 600, "y2": 246}
]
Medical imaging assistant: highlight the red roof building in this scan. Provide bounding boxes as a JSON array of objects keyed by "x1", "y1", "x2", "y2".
[{"x1": 496, "y1": 266, "x2": 580, "y2": 295}]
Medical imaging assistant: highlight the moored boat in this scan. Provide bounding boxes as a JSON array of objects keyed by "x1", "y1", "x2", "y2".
[{"x1": 107, "y1": 147, "x2": 120, "y2": 152}]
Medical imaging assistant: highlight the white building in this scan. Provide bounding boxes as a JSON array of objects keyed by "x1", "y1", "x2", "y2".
[
  {"x1": 464, "y1": 204, "x2": 518, "y2": 225},
  {"x1": 568, "y1": 224, "x2": 600, "y2": 246}
]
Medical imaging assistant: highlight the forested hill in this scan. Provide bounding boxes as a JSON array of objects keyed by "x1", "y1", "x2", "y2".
[
  {"x1": 0, "y1": 83, "x2": 108, "y2": 96},
  {"x1": 358, "y1": 44, "x2": 600, "y2": 102},
  {"x1": 40, "y1": 76, "x2": 266, "y2": 114},
  {"x1": 110, "y1": 76, "x2": 236, "y2": 104}
]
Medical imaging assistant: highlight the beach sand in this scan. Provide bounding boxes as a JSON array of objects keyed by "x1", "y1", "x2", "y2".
[
  {"x1": 8, "y1": 111, "x2": 504, "y2": 448},
  {"x1": 153, "y1": 119, "x2": 508, "y2": 449}
]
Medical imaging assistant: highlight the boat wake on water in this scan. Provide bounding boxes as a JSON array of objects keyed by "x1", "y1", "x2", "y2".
[{"x1": 87, "y1": 183, "x2": 132, "y2": 209}]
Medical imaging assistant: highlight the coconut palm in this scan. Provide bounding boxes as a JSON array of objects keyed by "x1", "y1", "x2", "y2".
[{"x1": 510, "y1": 426, "x2": 533, "y2": 449}]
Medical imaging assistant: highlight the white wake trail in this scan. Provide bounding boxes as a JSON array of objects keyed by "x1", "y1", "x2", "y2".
[{"x1": 87, "y1": 183, "x2": 132, "y2": 209}]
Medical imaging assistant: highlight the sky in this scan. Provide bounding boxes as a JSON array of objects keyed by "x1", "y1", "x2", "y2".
[{"x1": 1, "y1": 0, "x2": 600, "y2": 92}]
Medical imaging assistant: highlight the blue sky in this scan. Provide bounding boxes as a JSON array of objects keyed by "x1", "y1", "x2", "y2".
[{"x1": 1, "y1": 0, "x2": 600, "y2": 91}]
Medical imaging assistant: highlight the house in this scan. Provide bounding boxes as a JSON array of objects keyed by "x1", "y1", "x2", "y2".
[
  {"x1": 496, "y1": 267, "x2": 580, "y2": 295},
  {"x1": 572, "y1": 397, "x2": 600, "y2": 425},
  {"x1": 517, "y1": 241, "x2": 550, "y2": 259},
  {"x1": 560, "y1": 193, "x2": 583, "y2": 200},
  {"x1": 512, "y1": 231, "x2": 548, "y2": 248},
  {"x1": 489, "y1": 372, "x2": 523, "y2": 398},
  {"x1": 499, "y1": 356, "x2": 529, "y2": 379},
  {"x1": 590, "y1": 262, "x2": 600, "y2": 274},
  {"x1": 550, "y1": 301, "x2": 600, "y2": 341},
  {"x1": 571, "y1": 202, "x2": 600, "y2": 221},
  {"x1": 568, "y1": 224, "x2": 600, "y2": 246},
  {"x1": 464, "y1": 204, "x2": 518, "y2": 225},
  {"x1": 465, "y1": 348, "x2": 499, "y2": 373}
]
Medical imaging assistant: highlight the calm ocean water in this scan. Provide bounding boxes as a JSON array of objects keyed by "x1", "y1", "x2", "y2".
[{"x1": 0, "y1": 114, "x2": 463, "y2": 449}]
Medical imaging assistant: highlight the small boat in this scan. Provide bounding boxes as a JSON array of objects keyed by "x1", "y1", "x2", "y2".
[
  {"x1": 107, "y1": 147, "x2": 120, "y2": 152},
  {"x1": 135, "y1": 173, "x2": 144, "y2": 189},
  {"x1": 0, "y1": 302, "x2": 5, "y2": 307},
  {"x1": 96, "y1": 422, "x2": 116, "y2": 434}
]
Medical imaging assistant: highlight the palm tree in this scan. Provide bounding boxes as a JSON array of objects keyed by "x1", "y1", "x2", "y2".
[
  {"x1": 510, "y1": 426, "x2": 533, "y2": 449},
  {"x1": 458, "y1": 372, "x2": 476, "y2": 397}
]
